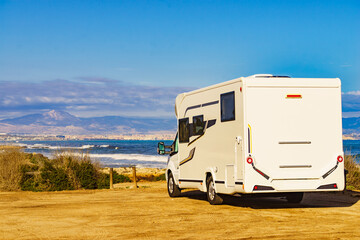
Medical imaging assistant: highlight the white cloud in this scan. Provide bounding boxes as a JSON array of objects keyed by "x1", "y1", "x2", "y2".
[
  {"x1": 0, "y1": 78, "x2": 193, "y2": 118},
  {"x1": 343, "y1": 91, "x2": 360, "y2": 96}
]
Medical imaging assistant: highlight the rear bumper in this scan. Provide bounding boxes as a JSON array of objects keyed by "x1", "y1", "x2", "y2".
[{"x1": 238, "y1": 160, "x2": 346, "y2": 194}]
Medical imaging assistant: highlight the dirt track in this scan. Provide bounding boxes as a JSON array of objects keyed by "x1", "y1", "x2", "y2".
[{"x1": 1, "y1": 182, "x2": 360, "y2": 240}]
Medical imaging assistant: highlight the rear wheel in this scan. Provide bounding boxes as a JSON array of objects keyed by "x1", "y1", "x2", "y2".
[
  {"x1": 167, "y1": 172, "x2": 181, "y2": 197},
  {"x1": 206, "y1": 176, "x2": 223, "y2": 205},
  {"x1": 286, "y1": 192, "x2": 304, "y2": 203}
]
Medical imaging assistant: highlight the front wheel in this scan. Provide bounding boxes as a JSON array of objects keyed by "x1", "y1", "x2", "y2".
[
  {"x1": 286, "y1": 192, "x2": 304, "y2": 203},
  {"x1": 206, "y1": 176, "x2": 223, "y2": 205},
  {"x1": 167, "y1": 172, "x2": 181, "y2": 197}
]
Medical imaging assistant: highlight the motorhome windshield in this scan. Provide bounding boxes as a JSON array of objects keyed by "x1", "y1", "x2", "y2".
[{"x1": 170, "y1": 134, "x2": 178, "y2": 156}]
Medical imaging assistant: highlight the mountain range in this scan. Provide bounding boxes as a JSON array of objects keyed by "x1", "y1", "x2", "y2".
[
  {"x1": 0, "y1": 110, "x2": 176, "y2": 135},
  {"x1": 0, "y1": 110, "x2": 359, "y2": 136}
]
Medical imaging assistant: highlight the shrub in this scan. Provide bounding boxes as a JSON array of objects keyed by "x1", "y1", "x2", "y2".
[
  {"x1": 113, "y1": 171, "x2": 131, "y2": 183},
  {"x1": 155, "y1": 173, "x2": 166, "y2": 181},
  {"x1": 0, "y1": 149, "x2": 27, "y2": 191},
  {"x1": 18, "y1": 151, "x2": 114, "y2": 191},
  {"x1": 43, "y1": 151, "x2": 102, "y2": 190},
  {"x1": 40, "y1": 159, "x2": 74, "y2": 191},
  {"x1": 19, "y1": 159, "x2": 42, "y2": 191},
  {"x1": 96, "y1": 172, "x2": 110, "y2": 189},
  {"x1": 1, "y1": 147, "x2": 166, "y2": 192},
  {"x1": 135, "y1": 173, "x2": 166, "y2": 182},
  {"x1": 96, "y1": 171, "x2": 131, "y2": 189},
  {"x1": 345, "y1": 155, "x2": 360, "y2": 190}
]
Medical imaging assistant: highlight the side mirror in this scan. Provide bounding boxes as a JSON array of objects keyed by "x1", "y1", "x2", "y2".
[{"x1": 157, "y1": 142, "x2": 165, "y2": 155}]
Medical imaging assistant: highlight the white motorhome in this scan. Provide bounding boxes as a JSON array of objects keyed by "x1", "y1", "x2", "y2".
[{"x1": 158, "y1": 74, "x2": 344, "y2": 204}]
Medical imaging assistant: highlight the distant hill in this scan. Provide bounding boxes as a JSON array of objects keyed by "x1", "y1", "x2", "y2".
[
  {"x1": 0, "y1": 110, "x2": 359, "y2": 136},
  {"x1": 0, "y1": 110, "x2": 176, "y2": 135}
]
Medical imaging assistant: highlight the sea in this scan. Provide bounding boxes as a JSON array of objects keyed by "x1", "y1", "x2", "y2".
[
  {"x1": 1, "y1": 140, "x2": 173, "y2": 169},
  {"x1": 1, "y1": 139, "x2": 359, "y2": 168}
]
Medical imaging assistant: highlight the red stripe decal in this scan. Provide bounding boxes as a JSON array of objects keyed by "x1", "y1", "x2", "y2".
[{"x1": 286, "y1": 94, "x2": 302, "y2": 99}]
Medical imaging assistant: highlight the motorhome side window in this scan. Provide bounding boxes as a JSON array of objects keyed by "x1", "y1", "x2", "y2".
[
  {"x1": 193, "y1": 115, "x2": 204, "y2": 135},
  {"x1": 221, "y1": 91, "x2": 235, "y2": 122},
  {"x1": 179, "y1": 118, "x2": 190, "y2": 143}
]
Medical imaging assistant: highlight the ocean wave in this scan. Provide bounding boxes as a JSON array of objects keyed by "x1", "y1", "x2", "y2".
[
  {"x1": 16, "y1": 143, "x2": 102, "y2": 150},
  {"x1": 89, "y1": 153, "x2": 168, "y2": 163}
]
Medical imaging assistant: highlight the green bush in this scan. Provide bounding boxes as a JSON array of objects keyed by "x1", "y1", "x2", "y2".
[
  {"x1": 72, "y1": 160, "x2": 98, "y2": 189},
  {"x1": 18, "y1": 152, "x2": 113, "y2": 191},
  {"x1": 136, "y1": 173, "x2": 166, "y2": 182},
  {"x1": 113, "y1": 171, "x2": 131, "y2": 183},
  {"x1": 96, "y1": 172, "x2": 110, "y2": 189},
  {"x1": 1, "y1": 148, "x2": 166, "y2": 192},
  {"x1": 155, "y1": 173, "x2": 166, "y2": 181},
  {"x1": 40, "y1": 159, "x2": 74, "y2": 191},
  {"x1": 96, "y1": 171, "x2": 131, "y2": 189},
  {"x1": 19, "y1": 161, "x2": 41, "y2": 191}
]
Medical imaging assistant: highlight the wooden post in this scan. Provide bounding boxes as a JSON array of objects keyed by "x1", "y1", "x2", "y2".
[
  {"x1": 132, "y1": 166, "x2": 137, "y2": 188},
  {"x1": 109, "y1": 168, "x2": 114, "y2": 189}
]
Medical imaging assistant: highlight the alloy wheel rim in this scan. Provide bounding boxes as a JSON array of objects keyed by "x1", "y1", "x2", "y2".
[
  {"x1": 169, "y1": 177, "x2": 174, "y2": 193},
  {"x1": 209, "y1": 181, "x2": 215, "y2": 200}
]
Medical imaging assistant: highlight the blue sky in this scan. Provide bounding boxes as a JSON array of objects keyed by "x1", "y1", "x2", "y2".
[{"x1": 0, "y1": 0, "x2": 359, "y2": 119}]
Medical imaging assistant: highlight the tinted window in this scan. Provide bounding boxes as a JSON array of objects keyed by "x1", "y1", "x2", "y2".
[
  {"x1": 221, "y1": 91, "x2": 235, "y2": 122},
  {"x1": 193, "y1": 115, "x2": 204, "y2": 135},
  {"x1": 170, "y1": 134, "x2": 178, "y2": 156},
  {"x1": 179, "y1": 118, "x2": 190, "y2": 143}
]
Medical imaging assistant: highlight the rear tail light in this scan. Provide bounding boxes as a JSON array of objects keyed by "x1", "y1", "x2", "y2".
[
  {"x1": 337, "y1": 156, "x2": 343, "y2": 163},
  {"x1": 253, "y1": 185, "x2": 274, "y2": 191},
  {"x1": 255, "y1": 168, "x2": 266, "y2": 176},
  {"x1": 286, "y1": 94, "x2": 302, "y2": 99},
  {"x1": 317, "y1": 183, "x2": 338, "y2": 189},
  {"x1": 247, "y1": 157, "x2": 253, "y2": 164}
]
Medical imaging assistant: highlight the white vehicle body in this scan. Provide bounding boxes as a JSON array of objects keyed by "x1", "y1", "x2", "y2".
[{"x1": 165, "y1": 74, "x2": 344, "y2": 198}]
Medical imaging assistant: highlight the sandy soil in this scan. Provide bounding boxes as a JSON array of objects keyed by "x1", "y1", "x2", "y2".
[{"x1": 1, "y1": 182, "x2": 360, "y2": 240}]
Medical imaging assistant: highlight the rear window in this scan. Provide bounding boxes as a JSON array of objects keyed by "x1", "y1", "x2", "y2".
[{"x1": 221, "y1": 91, "x2": 235, "y2": 122}]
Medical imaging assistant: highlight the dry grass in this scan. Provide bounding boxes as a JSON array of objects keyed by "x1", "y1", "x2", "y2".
[
  {"x1": 0, "y1": 145, "x2": 23, "y2": 150},
  {"x1": 0, "y1": 149, "x2": 28, "y2": 191},
  {"x1": 345, "y1": 155, "x2": 360, "y2": 190}
]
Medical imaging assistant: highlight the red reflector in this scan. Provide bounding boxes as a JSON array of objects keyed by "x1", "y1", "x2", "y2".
[
  {"x1": 337, "y1": 156, "x2": 343, "y2": 162},
  {"x1": 254, "y1": 186, "x2": 258, "y2": 190},
  {"x1": 240, "y1": 87, "x2": 242, "y2": 92},
  {"x1": 247, "y1": 157, "x2": 253, "y2": 164},
  {"x1": 256, "y1": 169, "x2": 264, "y2": 176},
  {"x1": 286, "y1": 94, "x2": 302, "y2": 99},
  {"x1": 334, "y1": 184, "x2": 337, "y2": 188}
]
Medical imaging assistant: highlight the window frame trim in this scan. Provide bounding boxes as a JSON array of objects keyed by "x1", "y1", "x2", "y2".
[
  {"x1": 220, "y1": 91, "x2": 236, "y2": 122},
  {"x1": 178, "y1": 117, "x2": 190, "y2": 143},
  {"x1": 192, "y1": 114, "x2": 204, "y2": 136}
]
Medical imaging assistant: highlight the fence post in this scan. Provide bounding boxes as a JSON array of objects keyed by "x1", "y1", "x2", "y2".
[
  {"x1": 132, "y1": 166, "x2": 138, "y2": 188},
  {"x1": 110, "y1": 167, "x2": 114, "y2": 189}
]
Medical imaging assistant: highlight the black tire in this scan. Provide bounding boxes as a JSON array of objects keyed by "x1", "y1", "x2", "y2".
[
  {"x1": 286, "y1": 192, "x2": 304, "y2": 203},
  {"x1": 167, "y1": 172, "x2": 181, "y2": 197},
  {"x1": 206, "y1": 176, "x2": 223, "y2": 205}
]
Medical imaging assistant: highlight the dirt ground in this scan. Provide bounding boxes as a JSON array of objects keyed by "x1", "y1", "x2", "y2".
[{"x1": 1, "y1": 182, "x2": 360, "y2": 240}]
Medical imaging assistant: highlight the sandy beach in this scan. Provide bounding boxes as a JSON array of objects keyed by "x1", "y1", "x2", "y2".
[{"x1": 1, "y1": 181, "x2": 360, "y2": 240}]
